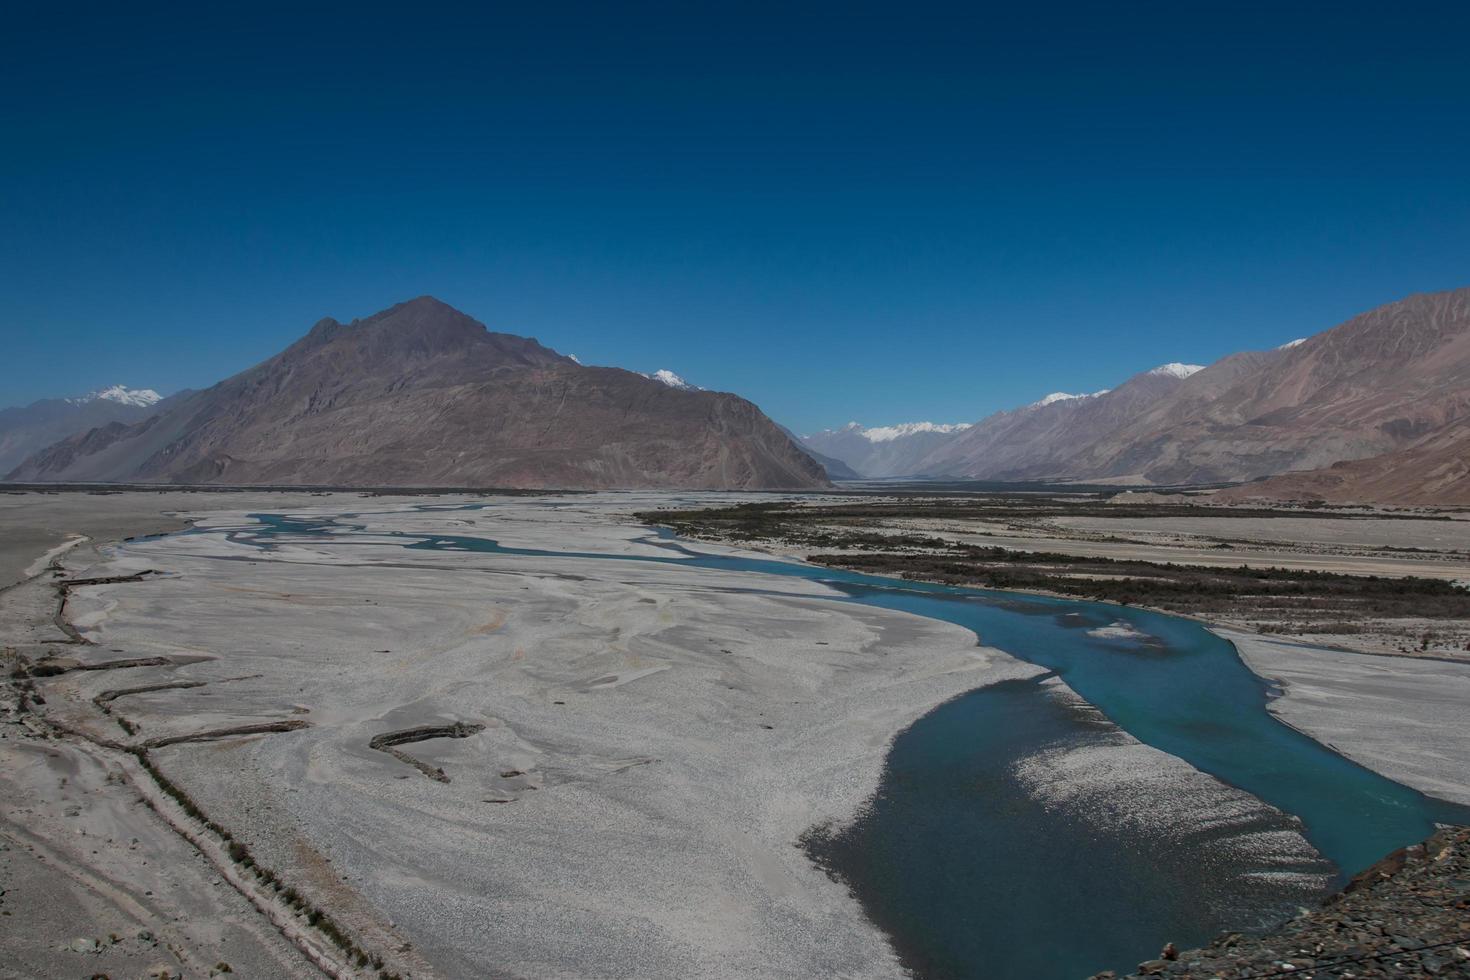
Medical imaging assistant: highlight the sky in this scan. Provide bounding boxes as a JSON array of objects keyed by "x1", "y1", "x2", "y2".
[{"x1": 3, "y1": 2, "x2": 1469, "y2": 433}]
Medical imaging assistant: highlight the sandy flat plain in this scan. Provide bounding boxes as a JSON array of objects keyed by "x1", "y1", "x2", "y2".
[{"x1": 1, "y1": 489, "x2": 1463, "y2": 978}]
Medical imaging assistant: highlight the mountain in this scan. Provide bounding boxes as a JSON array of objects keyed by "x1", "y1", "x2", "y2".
[
  {"x1": 902, "y1": 287, "x2": 1470, "y2": 497},
  {"x1": 801, "y1": 421, "x2": 972, "y2": 478},
  {"x1": 0, "y1": 386, "x2": 169, "y2": 474},
  {"x1": 775, "y1": 425, "x2": 860, "y2": 481},
  {"x1": 1032, "y1": 390, "x2": 1110, "y2": 407},
  {"x1": 1067, "y1": 287, "x2": 1470, "y2": 486},
  {"x1": 8, "y1": 298, "x2": 829, "y2": 490},
  {"x1": 76, "y1": 384, "x2": 164, "y2": 408},
  {"x1": 1215, "y1": 420, "x2": 1470, "y2": 507},
  {"x1": 909, "y1": 364, "x2": 1209, "y2": 481},
  {"x1": 802, "y1": 446, "x2": 862, "y2": 481}
]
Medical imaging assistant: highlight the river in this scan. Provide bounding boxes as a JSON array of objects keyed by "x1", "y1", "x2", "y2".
[{"x1": 237, "y1": 510, "x2": 1469, "y2": 978}]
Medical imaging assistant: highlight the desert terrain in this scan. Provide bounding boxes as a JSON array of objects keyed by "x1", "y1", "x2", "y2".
[{"x1": 2, "y1": 488, "x2": 1467, "y2": 979}]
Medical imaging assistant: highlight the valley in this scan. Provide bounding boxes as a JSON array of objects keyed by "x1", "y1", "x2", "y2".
[
  {"x1": 2, "y1": 487, "x2": 1467, "y2": 979},
  {"x1": 7, "y1": 11, "x2": 1470, "y2": 978}
]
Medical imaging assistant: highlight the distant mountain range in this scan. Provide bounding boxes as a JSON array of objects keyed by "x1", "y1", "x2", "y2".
[
  {"x1": 802, "y1": 287, "x2": 1470, "y2": 505},
  {"x1": 7, "y1": 298, "x2": 828, "y2": 490},
  {"x1": 8, "y1": 288, "x2": 1466, "y2": 503},
  {"x1": 802, "y1": 421, "x2": 974, "y2": 479},
  {"x1": 0, "y1": 385, "x2": 170, "y2": 474}
]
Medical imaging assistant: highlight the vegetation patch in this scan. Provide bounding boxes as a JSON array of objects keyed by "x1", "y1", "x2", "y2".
[{"x1": 639, "y1": 498, "x2": 1470, "y2": 653}]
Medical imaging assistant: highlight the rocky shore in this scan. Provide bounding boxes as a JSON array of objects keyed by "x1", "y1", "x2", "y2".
[{"x1": 1095, "y1": 827, "x2": 1470, "y2": 979}]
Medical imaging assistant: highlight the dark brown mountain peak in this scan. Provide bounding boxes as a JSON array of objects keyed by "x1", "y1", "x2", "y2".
[
  {"x1": 286, "y1": 297, "x2": 572, "y2": 371},
  {"x1": 301, "y1": 316, "x2": 346, "y2": 345},
  {"x1": 7, "y1": 298, "x2": 827, "y2": 490},
  {"x1": 354, "y1": 295, "x2": 501, "y2": 352}
]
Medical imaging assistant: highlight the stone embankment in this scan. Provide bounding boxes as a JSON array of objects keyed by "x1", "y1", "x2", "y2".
[{"x1": 1095, "y1": 827, "x2": 1470, "y2": 979}]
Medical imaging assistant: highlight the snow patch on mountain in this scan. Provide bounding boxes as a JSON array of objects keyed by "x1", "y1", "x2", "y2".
[
  {"x1": 1030, "y1": 389, "x2": 1110, "y2": 408},
  {"x1": 1147, "y1": 363, "x2": 1205, "y2": 379},
  {"x1": 822, "y1": 421, "x2": 973, "y2": 443},
  {"x1": 69, "y1": 385, "x2": 163, "y2": 408},
  {"x1": 1277, "y1": 338, "x2": 1307, "y2": 350},
  {"x1": 642, "y1": 369, "x2": 700, "y2": 391}
]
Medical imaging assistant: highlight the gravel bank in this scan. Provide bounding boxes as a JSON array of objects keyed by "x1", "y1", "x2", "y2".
[{"x1": 1222, "y1": 630, "x2": 1470, "y2": 806}]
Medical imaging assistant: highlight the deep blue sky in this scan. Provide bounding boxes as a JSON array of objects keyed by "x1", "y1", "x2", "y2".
[{"x1": 3, "y1": 3, "x2": 1469, "y2": 432}]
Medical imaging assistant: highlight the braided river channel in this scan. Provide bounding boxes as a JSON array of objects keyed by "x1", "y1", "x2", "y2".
[{"x1": 240, "y1": 511, "x2": 1469, "y2": 979}]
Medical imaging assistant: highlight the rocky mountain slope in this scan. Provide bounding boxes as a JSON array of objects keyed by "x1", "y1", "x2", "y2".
[
  {"x1": 1066, "y1": 288, "x2": 1470, "y2": 486},
  {"x1": 0, "y1": 386, "x2": 167, "y2": 474},
  {"x1": 8, "y1": 298, "x2": 829, "y2": 490},
  {"x1": 776, "y1": 425, "x2": 861, "y2": 481},
  {"x1": 911, "y1": 363, "x2": 1214, "y2": 482},
  {"x1": 808, "y1": 287, "x2": 1470, "y2": 503},
  {"x1": 1217, "y1": 419, "x2": 1470, "y2": 507}
]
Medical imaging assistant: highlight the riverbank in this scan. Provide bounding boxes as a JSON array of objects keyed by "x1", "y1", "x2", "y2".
[
  {"x1": 635, "y1": 495, "x2": 1470, "y2": 661},
  {"x1": 637, "y1": 497, "x2": 1470, "y2": 804},
  {"x1": 1223, "y1": 630, "x2": 1470, "y2": 807},
  {"x1": 1097, "y1": 826, "x2": 1470, "y2": 980}
]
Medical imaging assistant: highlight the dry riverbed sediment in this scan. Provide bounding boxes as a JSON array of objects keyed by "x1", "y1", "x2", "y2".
[
  {"x1": 1222, "y1": 630, "x2": 1470, "y2": 807},
  {"x1": 9, "y1": 493, "x2": 1047, "y2": 978},
  {"x1": 0, "y1": 490, "x2": 1458, "y2": 978}
]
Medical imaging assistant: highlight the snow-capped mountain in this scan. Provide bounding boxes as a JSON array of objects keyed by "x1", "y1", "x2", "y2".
[
  {"x1": 850, "y1": 421, "x2": 971, "y2": 442},
  {"x1": 1146, "y1": 362, "x2": 1205, "y2": 379},
  {"x1": 801, "y1": 420, "x2": 973, "y2": 478},
  {"x1": 2, "y1": 384, "x2": 170, "y2": 474},
  {"x1": 1029, "y1": 390, "x2": 1109, "y2": 408},
  {"x1": 10, "y1": 298, "x2": 829, "y2": 489},
  {"x1": 805, "y1": 359, "x2": 1219, "y2": 479},
  {"x1": 810, "y1": 421, "x2": 972, "y2": 443},
  {"x1": 642, "y1": 369, "x2": 701, "y2": 391},
  {"x1": 808, "y1": 349, "x2": 1284, "y2": 480},
  {"x1": 69, "y1": 384, "x2": 164, "y2": 408},
  {"x1": 895, "y1": 289, "x2": 1462, "y2": 490}
]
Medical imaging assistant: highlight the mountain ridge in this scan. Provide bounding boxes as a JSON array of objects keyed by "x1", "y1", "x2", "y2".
[
  {"x1": 9, "y1": 297, "x2": 829, "y2": 491},
  {"x1": 802, "y1": 287, "x2": 1470, "y2": 502}
]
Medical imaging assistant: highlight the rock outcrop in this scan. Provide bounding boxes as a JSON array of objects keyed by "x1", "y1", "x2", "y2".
[{"x1": 1095, "y1": 827, "x2": 1470, "y2": 980}]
